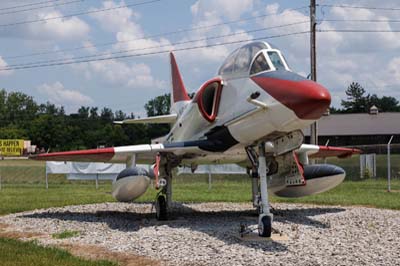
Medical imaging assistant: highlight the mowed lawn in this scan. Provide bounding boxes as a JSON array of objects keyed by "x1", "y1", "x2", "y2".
[{"x1": 0, "y1": 238, "x2": 116, "y2": 266}]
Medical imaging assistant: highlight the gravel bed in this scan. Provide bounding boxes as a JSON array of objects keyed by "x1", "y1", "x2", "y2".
[{"x1": 1, "y1": 202, "x2": 399, "y2": 266}]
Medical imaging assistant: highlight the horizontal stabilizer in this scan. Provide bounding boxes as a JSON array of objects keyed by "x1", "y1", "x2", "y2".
[{"x1": 114, "y1": 114, "x2": 177, "y2": 124}]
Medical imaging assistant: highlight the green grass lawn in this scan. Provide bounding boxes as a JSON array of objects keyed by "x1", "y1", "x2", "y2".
[{"x1": 0, "y1": 238, "x2": 116, "y2": 266}]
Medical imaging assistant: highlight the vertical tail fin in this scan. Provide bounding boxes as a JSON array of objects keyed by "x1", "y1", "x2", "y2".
[{"x1": 170, "y1": 52, "x2": 190, "y2": 104}]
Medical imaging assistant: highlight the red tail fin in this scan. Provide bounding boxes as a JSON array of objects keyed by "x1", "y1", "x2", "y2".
[{"x1": 170, "y1": 52, "x2": 190, "y2": 103}]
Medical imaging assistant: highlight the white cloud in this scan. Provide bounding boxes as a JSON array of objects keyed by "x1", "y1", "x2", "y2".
[
  {"x1": 73, "y1": 59, "x2": 165, "y2": 90},
  {"x1": 89, "y1": 0, "x2": 141, "y2": 35},
  {"x1": 387, "y1": 57, "x2": 400, "y2": 83},
  {"x1": 0, "y1": 8, "x2": 90, "y2": 41},
  {"x1": 0, "y1": 56, "x2": 13, "y2": 76},
  {"x1": 328, "y1": 6, "x2": 400, "y2": 52},
  {"x1": 176, "y1": 0, "x2": 256, "y2": 65},
  {"x1": 37, "y1": 82, "x2": 93, "y2": 106},
  {"x1": 191, "y1": 0, "x2": 253, "y2": 20},
  {"x1": 27, "y1": 11, "x2": 90, "y2": 40},
  {"x1": 90, "y1": 1, "x2": 172, "y2": 52}
]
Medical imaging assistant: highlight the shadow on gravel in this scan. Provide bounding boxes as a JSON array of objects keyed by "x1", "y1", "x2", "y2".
[
  {"x1": 271, "y1": 207, "x2": 345, "y2": 229},
  {"x1": 22, "y1": 204, "x2": 345, "y2": 252}
]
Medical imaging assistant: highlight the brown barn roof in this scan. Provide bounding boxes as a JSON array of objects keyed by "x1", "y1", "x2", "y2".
[{"x1": 303, "y1": 113, "x2": 400, "y2": 136}]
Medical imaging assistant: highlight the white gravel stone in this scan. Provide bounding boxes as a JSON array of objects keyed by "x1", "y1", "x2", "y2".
[{"x1": 1, "y1": 202, "x2": 399, "y2": 266}]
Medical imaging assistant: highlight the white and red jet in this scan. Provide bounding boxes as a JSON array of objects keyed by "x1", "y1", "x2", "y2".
[{"x1": 33, "y1": 41, "x2": 359, "y2": 237}]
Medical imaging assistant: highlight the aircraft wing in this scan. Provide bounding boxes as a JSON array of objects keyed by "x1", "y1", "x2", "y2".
[
  {"x1": 296, "y1": 144, "x2": 361, "y2": 159},
  {"x1": 114, "y1": 114, "x2": 177, "y2": 124},
  {"x1": 30, "y1": 143, "x2": 199, "y2": 164}
]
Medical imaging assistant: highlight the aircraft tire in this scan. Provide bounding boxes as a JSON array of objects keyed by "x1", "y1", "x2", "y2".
[
  {"x1": 258, "y1": 215, "x2": 272, "y2": 237},
  {"x1": 155, "y1": 195, "x2": 168, "y2": 221}
]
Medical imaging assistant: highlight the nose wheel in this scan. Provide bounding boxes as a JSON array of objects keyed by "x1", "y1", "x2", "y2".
[{"x1": 258, "y1": 213, "x2": 272, "y2": 237}]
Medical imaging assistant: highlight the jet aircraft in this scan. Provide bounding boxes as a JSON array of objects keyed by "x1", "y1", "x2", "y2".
[{"x1": 33, "y1": 41, "x2": 360, "y2": 237}]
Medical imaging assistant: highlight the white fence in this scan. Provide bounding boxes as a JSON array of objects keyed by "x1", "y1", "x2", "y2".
[
  {"x1": 45, "y1": 162, "x2": 247, "y2": 190},
  {"x1": 45, "y1": 162, "x2": 152, "y2": 188}
]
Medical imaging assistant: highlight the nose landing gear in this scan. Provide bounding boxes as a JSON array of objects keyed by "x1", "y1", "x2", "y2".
[{"x1": 246, "y1": 143, "x2": 277, "y2": 237}]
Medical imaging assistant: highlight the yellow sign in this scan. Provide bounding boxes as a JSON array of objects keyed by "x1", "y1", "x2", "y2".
[{"x1": 0, "y1": 139, "x2": 24, "y2": 156}]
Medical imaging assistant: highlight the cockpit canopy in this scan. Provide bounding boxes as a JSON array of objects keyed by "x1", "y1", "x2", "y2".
[{"x1": 218, "y1": 41, "x2": 290, "y2": 77}]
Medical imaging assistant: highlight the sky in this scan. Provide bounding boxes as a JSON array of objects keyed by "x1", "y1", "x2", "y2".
[{"x1": 0, "y1": 0, "x2": 400, "y2": 116}]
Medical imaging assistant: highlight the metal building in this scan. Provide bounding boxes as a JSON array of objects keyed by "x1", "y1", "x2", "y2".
[{"x1": 304, "y1": 108, "x2": 400, "y2": 153}]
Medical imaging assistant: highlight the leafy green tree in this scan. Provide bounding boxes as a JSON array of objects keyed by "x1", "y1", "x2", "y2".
[
  {"x1": 341, "y1": 82, "x2": 370, "y2": 113},
  {"x1": 1, "y1": 91, "x2": 38, "y2": 127},
  {"x1": 77, "y1": 106, "x2": 90, "y2": 119},
  {"x1": 115, "y1": 110, "x2": 127, "y2": 120},
  {"x1": 100, "y1": 107, "x2": 114, "y2": 122},
  {"x1": 0, "y1": 89, "x2": 7, "y2": 124},
  {"x1": 144, "y1": 93, "x2": 171, "y2": 140},
  {"x1": 144, "y1": 93, "x2": 171, "y2": 116},
  {"x1": 368, "y1": 94, "x2": 400, "y2": 112},
  {"x1": 89, "y1": 107, "x2": 99, "y2": 119},
  {"x1": 0, "y1": 126, "x2": 27, "y2": 139},
  {"x1": 29, "y1": 115, "x2": 67, "y2": 151},
  {"x1": 39, "y1": 102, "x2": 65, "y2": 116}
]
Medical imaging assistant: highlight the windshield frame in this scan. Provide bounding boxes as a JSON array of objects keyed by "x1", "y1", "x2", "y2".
[{"x1": 248, "y1": 49, "x2": 290, "y2": 76}]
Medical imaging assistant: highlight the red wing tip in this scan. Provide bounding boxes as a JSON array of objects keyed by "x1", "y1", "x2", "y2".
[
  {"x1": 311, "y1": 146, "x2": 362, "y2": 159},
  {"x1": 28, "y1": 148, "x2": 115, "y2": 161}
]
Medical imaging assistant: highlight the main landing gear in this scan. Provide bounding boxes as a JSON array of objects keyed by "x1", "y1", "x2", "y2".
[
  {"x1": 155, "y1": 163, "x2": 172, "y2": 221},
  {"x1": 155, "y1": 193, "x2": 167, "y2": 220},
  {"x1": 246, "y1": 143, "x2": 277, "y2": 237}
]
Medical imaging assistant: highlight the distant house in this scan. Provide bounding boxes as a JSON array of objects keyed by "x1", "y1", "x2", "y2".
[{"x1": 303, "y1": 106, "x2": 400, "y2": 153}]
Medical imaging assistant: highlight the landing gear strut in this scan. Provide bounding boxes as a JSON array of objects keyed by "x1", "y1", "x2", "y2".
[
  {"x1": 257, "y1": 142, "x2": 273, "y2": 237},
  {"x1": 246, "y1": 143, "x2": 275, "y2": 237},
  {"x1": 155, "y1": 162, "x2": 172, "y2": 221}
]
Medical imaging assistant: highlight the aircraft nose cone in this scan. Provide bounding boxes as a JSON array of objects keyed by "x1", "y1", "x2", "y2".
[
  {"x1": 294, "y1": 81, "x2": 331, "y2": 119},
  {"x1": 251, "y1": 72, "x2": 331, "y2": 120}
]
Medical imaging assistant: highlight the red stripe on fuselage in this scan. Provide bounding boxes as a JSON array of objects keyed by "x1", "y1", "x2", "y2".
[{"x1": 251, "y1": 76, "x2": 331, "y2": 120}]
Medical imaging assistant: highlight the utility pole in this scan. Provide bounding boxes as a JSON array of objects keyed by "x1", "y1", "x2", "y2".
[{"x1": 310, "y1": 0, "x2": 318, "y2": 146}]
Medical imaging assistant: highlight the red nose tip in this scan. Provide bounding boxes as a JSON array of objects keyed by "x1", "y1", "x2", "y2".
[
  {"x1": 292, "y1": 81, "x2": 331, "y2": 119},
  {"x1": 251, "y1": 77, "x2": 331, "y2": 120}
]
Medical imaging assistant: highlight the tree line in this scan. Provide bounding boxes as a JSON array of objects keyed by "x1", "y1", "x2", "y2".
[
  {"x1": 331, "y1": 82, "x2": 400, "y2": 113},
  {"x1": 0, "y1": 89, "x2": 170, "y2": 152},
  {"x1": 1, "y1": 82, "x2": 399, "y2": 151}
]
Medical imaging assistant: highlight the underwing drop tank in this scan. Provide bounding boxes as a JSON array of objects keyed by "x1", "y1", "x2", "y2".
[
  {"x1": 275, "y1": 164, "x2": 345, "y2": 198},
  {"x1": 112, "y1": 167, "x2": 152, "y2": 202}
]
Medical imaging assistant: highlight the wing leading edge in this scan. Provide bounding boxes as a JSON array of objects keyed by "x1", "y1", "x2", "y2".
[{"x1": 30, "y1": 142, "x2": 203, "y2": 164}]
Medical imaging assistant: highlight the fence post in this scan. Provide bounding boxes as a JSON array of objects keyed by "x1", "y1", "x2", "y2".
[
  {"x1": 208, "y1": 165, "x2": 212, "y2": 190},
  {"x1": 45, "y1": 162, "x2": 49, "y2": 190},
  {"x1": 96, "y1": 173, "x2": 99, "y2": 190},
  {"x1": 0, "y1": 151, "x2": 2, "y2": 190},
  {"x1": 387, "y1": 135, "x2": 394, "y2": 192}
]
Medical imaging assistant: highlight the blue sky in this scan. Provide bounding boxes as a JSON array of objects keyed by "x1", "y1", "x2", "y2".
[{"x1": 1, "y1": 0, "x2": 400, "y2": 116}]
